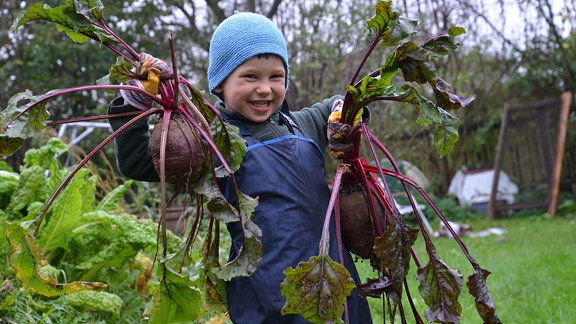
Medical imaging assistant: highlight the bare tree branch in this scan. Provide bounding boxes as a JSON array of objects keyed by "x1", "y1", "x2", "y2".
[
  {"x1": 266, "y1": 0, "x2": 283, "y2": 18},
  {"x1": 206, "y1": 0, "x2": 227, "y2": 23},
  {"x1": 536, "y1": 0, "x2": 576, "y2": 84}
]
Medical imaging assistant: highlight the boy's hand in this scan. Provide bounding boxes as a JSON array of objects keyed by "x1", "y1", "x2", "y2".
[
  {"x1": 120, "y1": 53, "x2": 173, "y2": 110},
  {"x1": 327, "y1": 99, "x2": 363, "y2": 159}
]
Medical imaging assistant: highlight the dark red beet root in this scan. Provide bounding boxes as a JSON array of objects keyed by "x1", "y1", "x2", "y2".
[
  {"x1": 151, "y1": 113, "x2": 206, "y2": 185},
  {"x1": 339, "y1": 182, "x2": 386, "y2": 259}
]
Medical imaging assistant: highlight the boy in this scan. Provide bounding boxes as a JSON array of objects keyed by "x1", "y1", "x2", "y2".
[{"x1": 109, "y1": 12, "x2": 371, "y2": 323}]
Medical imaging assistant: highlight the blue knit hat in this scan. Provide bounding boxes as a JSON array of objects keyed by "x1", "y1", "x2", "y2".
[{"x1": 208, "y1": 12, "x2": 290, "y2": 97}]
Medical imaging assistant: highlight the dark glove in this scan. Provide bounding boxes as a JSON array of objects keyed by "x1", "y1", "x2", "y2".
[
  {"x1": 327, "y1": 99, "x2": 363, "y2": 159},
  {"x1": 120, "y1": 53, "x2": 173, "y2": 110}
]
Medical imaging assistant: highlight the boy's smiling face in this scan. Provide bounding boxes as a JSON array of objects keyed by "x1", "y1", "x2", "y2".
[{"x1": 214, "y1": 55, "x2": 286, "y2": 123}]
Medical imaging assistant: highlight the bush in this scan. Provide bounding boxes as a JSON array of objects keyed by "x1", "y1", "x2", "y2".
[{"x1": 0, "y1": 139, "x2": 182, "y2": 322}]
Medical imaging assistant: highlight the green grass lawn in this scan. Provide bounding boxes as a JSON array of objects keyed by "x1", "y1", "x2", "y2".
[{"x1": 355, "y1": 213, "x2": 576, "y2": 323}]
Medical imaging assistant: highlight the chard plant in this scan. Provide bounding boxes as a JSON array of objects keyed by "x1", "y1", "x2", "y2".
[
  {"x1": 0, "y1": 0, "x2": 501, "y2": 323},
  {"x1": 0, "y1": 138, "x2": 183, "y2": 321}
]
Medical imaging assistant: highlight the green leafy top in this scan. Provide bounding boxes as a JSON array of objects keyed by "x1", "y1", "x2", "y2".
[
  {"x1": 12, "y1": 0, "x2": 115, "y2": 45},
  {"x1": 342, "y1": 0, "x2": 474, "y2": 157},
  {"x1": 367, "y1": 0, "x2": 418, "y2": 47}
]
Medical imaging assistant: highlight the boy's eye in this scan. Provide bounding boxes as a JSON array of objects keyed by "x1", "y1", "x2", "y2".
[{"x1": 243, "y1": 74, "x2": 257, "y2": 79}]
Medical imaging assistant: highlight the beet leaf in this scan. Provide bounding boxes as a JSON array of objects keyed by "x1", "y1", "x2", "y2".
[
  {"x1": 281, "y1": 255, "x2": 356, "y2": 324},
  {"x1": 366, "y1": 0, "x2": 418, "y2": 47},
  {"x1": 1, "y1": 90, "x2": 51, "y2": 140},
  {"x1": 467, "y1": 269, "x2": 502, "y2": 324},
  {"x1": 416, "y1": 246, "x2": 464, "y2": 323},
  {"x1": 373, "y1": 217, "x2": 419, "y2": 304},
  {"x1": 146, "y1": 264, "x2": 202, "y2": 323},
  {"x1": 209, "y1": 192, "x2": 262, "y2": 281}
]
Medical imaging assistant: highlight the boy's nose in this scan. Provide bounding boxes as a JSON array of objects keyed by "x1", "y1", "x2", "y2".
[{"x1": 256, "y1": 83, "x2": 272, "y2": 94}]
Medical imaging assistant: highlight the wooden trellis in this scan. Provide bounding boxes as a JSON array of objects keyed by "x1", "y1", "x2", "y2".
[{"x1": 487, "y1": 92, "x2": 573, "y2": 219}]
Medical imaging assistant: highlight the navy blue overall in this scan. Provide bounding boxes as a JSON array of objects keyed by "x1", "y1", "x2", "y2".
[{"x1": 224, "y1": 113, "x2": 372, "y2": 323}]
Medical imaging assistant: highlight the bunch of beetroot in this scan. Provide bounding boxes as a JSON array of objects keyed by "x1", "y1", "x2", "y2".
[{"x1": 281, "y1": 1, "x2": 501, "y2": 323}]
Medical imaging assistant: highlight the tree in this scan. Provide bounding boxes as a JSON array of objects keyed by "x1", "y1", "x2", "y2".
[
  {"x1": 3, "y1": 0, "x2": 574, "y2": 191},
  {"x1": 1, "y1": 0, "x2": 173, "y2": 169}
]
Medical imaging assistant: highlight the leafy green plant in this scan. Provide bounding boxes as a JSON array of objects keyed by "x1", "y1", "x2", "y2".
[{"x1": 0, "y1": 138, "x2": 183, "y2": 321}]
